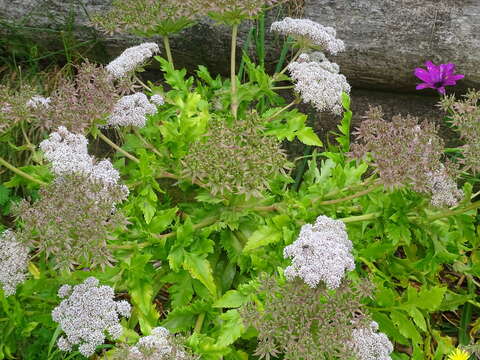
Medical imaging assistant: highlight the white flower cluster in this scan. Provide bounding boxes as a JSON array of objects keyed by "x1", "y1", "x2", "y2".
[
  {"x1": 108, "y1": 93, "x2": 158, "y2": 128},
  {"x1": 284, "y1": 215, "x2": 355, "y2": 289},
  {"x1": 150, "y1": 94, "x2": 165, "y2": 106},
  {"x1": 271, "y1": 17, "x2": 345, "y2": 55},
  {"x1": 26, "y1": 95, "x2": 51, "y2": 109},
  {"x1": 0, "y1": 230, "x2": 28, "y2": 296},
  {"x1": 39, "y1": 127, "x2": 128, "y2": 197},
  {"x1": 350, "y1": 322, "x2": 393, "y2": 360},
  {"x1": 128, "y1": 327, "x2": 186, "y2": 360},
  {"x1": 287, "y1": 53, "x2": 350, "y2": 115},
  {"x1": 52, "y1": 277, "x2": 131, "y2": 357},
  {"x1": 428, "y1": 166, "x2": 464, "y2": 208},
  {"x1": 106, "y1": 42, "x2": 160, "y2": 79}
]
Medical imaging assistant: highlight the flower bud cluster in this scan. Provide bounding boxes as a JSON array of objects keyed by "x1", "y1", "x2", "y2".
[
  {"x1": 199, "y1": 0, "x2": 283, "y2": 20},
  {"x1": 106, "y1": 43, "x2": 160, "y2": 79},
  {"x1": 271, "y1": 18, "x2": 345, "y2": 54},
  {"x1": 108, "y1": 93, "x2": 158, "y2": 128},
  {"x1": 0, "y1": 230, "x2": 28, "y2": 296},
  {"x1": 284, "y1": 215, "x2": 355, "y2": 289},
  {"x1": 0, "y1": 84, "x2": 39, "y2": 133},
  {"x1": 34, "y1": 61, "x2": 132, "y2": 134},
  {"x1": 52, "y1": 277, "x2": 131, "y2": 357},
  {"x1": 349, "y1": 321, "x2": 393, "y2": 360},
  {"x1": 350, "y1": 107, "x2": 462, "y2": 207},
  {"x1": 439, "y1": 90, "x2": 480, "y2": 174},
  {"x1": 182, "y1": 112, "x2": 290, "y2": 198},
  {"x1": 287, "y1": 53, "x2": 350, "y2": 114}
]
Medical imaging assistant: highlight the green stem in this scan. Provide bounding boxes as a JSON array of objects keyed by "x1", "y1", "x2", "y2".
[
  {"x1": 265, "y1": 100, "x2": 298, "y2": 121},
  {"x1": 273, "y1": 48, "x2": 302, "y2": 80},
  {"x1": 133, "y1": 129, "x2": 163, "y2": 158},
  {"x1": 98, "y1": 132, "x2": 140, "y2": 163},
  {"x1": 271, "y1": 85, "x2": 295, "y2": 90},
  {"x1": 340, "y1": 212, "x2": 381, "y2": 224},
  {"x1": 0, "y1": 156, "x2": 46, "y2": 186},
  {"x1": 163, "y1": 36, "x2": 174, "y2": 67},
  {"x1": 427, "y1": 200, "x2": 480, "y2": 221},
  {"x1": 134, "y1": 75, "x2": 152, "y2": 92},
  {"x1": 292, "y1": 146, "x2": 312, "y2": 192},
  {"x1": 194, "y1": 312, "x2": 206, "y2": 333},
  {"x1": 320, "y1": 177, "x2": 379, "y2": 200},
  {"x1": 318, "y1": 183, "x2": 383, "y2": 205},
  {"x1": 230, "y1": 23, "x2": 239, "y2": 119}
]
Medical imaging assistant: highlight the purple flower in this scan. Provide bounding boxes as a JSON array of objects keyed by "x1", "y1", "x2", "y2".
[{"x1": 414, "y1": 61, "x2": 464, "y2": 95}]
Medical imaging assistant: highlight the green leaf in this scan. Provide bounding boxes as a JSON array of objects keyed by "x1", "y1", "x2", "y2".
[
  {"x1": 213, "y1": 290, "x2": 246, "y2": 308},
  {"x1": 407, "y1": 306, "x2": 427, "y2": 332},
  {"x1": 390, "y1": 311, "x2": 422, "y2": 344},
  {"x1": 296, "y1": 127, "x2": 323, "y2": 146},
  {"x1": 141, "y1": 200, "x2": 156, "y2": 224},
  {"x1": 183, "y1": 252, "x2": 217, "y2": 297},
  {"x1": 149, "y1": 207, "x2": 178, "y2": 233},
  {"x1": 215, "y1": 310, "x2": 245, "y2": 347},
  {"x1": 243, "y1": 226, "x2": 282, "y2": 252},
  {"x1": 0, "y1": 185, "x2": 10, "y2": 206}
]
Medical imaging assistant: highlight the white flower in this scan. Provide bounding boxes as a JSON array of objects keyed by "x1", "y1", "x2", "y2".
[
  {"x1": 26, "y1": 95, "x2": 51, "y2": 109},
  {"x1": 427, "y1": 165, "x2": 463, "y2": 208},
  {"x1": 108, "y1": 93, "x2": 157, "y2": 128},
  {"x1": 283, "y1": 216, "x2": 355, "y2": 289},
  {"x1": 150, "y1": 94, "x2": 165, "y2": 106},
  {"x1": 0, "y1": 230, "x2": 28, "y2": 296},
  {"x1": 40, "y1": 127, "x2": 129, "y2": 201},
  {"x1": 52, "y1": 277, "x2": 131, "y2": 357},
  {"x1": 271, "y1": 18, "x2": 345, "y2": 55},
  {"x1": 106, "y1": 42, "x2": 160, "y2": 79},
  {"x1": 350, "y1": 321, "x2": 393, "y2": 360},
  {"x1": 128, "y1": 327, "x2": 185, "y2": 360},
  {"x1": 287, "y1": 53, "x2": 350, "y2": 115}
]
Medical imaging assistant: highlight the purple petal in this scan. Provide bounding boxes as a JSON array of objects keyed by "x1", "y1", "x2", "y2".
[
  {"x1": 414, "y1": 68, "x2": 433, "y2": 83},
  {"x1": 416, "y1": 83, "x2": 432, "y2": 90},
  {"x1": 442, "y1": 63, "x2": 455, "y2": 75},
  {"x1": 425, "y1": 61, "x2": 438, "y2": 72},
  {"x1": 437, "y1": 86, "x2": 446, "y2": 95}
]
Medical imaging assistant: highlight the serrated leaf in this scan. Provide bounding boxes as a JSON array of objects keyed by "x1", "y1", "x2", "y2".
[
  {"x1": 183, "y1": 252, "x2": 217, "y2": 297},
  {"x1": 243, "y1": 226, "x2": 282, "y2": 252},
  {"x1": 390, "y1": 311, "x2": 422, "y2": 344},
  {"x1": 213, "y1": 290, "x2": 246, "y2": 308},
  {"x1": 149, "y1": 207, "x2": 178, "y2": 233},
  {"x1": 216, "y1": 310, "x2": 245, "y2": 347},
  {"x1": 296, "y1": 127, "x2": 323, "y2": 146}
]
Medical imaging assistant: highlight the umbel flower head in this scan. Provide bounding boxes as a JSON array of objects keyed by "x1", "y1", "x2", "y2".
[
  {"x1": 438, "y1": 90, "x2": 480, "y2": 174},
  {"x1": 414, "y1": 61, "x2": 464, "y2": 95},
  {"x1": 287, "y1": 53, "x2": 350, "y2": 114},
  {"x1": 92, "y1": 0, "x2": 200, "y2": 37},
  {"x1": 52, "y1": 277, "x2": 131, "y2": 357},
  {"x1": 271, "y1": 18, "x2": 345, "y2": 54},
  {"x1": 200, "y1": 0, "x2": 285, "y2": 24},
  {"x1": 106, "y1": 43, "x2": 160, "y2": 79},
  {"x1": 108, "y1": 92, "x2": 158, "y2": 128},
  {"x1": 182, "y1": 112, "x2": 291, "y2": 198},
  {"x1": 283, "y1": 215, "x2": 355, "y2": 289},
  {"x1": 0, "y1": 84, "x2": 39, "y2": 133},
  {"x1": 0, "y1": 230, "x2": 29, "y2": 296},
  {"x1": 14, "y1": 174, "x2": 128, "y2": 270},
  {"x1": 241, "y1": 275, "x2": 373, "y2": 360},
  {"x1": 34, "y1": 61, "x2": 132, "y2": 134},
  {"x1": 349, "y1": 321, "x2": 393, "y2": 360},
  {"x1": 350, "y1": 106, "x2": 463, "y2": 207}
]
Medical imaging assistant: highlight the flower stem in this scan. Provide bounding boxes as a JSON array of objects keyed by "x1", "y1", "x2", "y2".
[
  {"x1": 427, "y1": 200, "x2": 480, "y2": 221},
  {"x1": 318, "y1": 183, "x2": 383, "y2": 205},
  {"x1": 0, "y1": 156, "x2": 47, "y2": 186},
  {"x1": 230, "y1": 24, "x2": 239, "y2": 119},
  {"x1": 163, "y1": 36, "x2": 174, "y2": 67},
  {"x1": 98, "y1": 132, "x2": 140, "y2": 164},
  {"x1": 194, "y1": 312, "x2": 205, "y2": 333},
  {"x1": 133, "y1": 129, "x2": 163, "y2": 158},
  {"x1": 340, "y1": 212, "x2": 381, "y2": 223},
  {"x1": 264, "y1": 100, "x2": 298, "y2": 121},
  {"x1": 271, "y1": 85, "x2": 295, "y2": 90}
]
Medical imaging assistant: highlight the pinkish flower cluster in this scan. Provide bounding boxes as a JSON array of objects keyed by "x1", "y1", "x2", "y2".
[
  {"x1": 106, "y1": 43, "x2": 160, "y2": 79},
  {"x1": 108, "y1": 93, "x2": 158, "y2": 127},
  {"x1": 0, "y1": 230, "x2": 28, "y2": 296}
]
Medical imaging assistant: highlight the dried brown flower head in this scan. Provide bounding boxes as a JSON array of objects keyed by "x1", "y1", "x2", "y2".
[
  {"x1": 92, "y1": 0, "x2": 200, "y2": 36},
  {"x1": 438, "y1": 90, "x2": 480, "y2": 174},
  {"x1": 241, "y1": 275, "x2": 372, "y2": 360},
  {"x1": 14, "y1": 175, "x2": 128, "y2": 271},
  {"x1": 35, "y1": 61, "x2": 132, "y2": 134},
  {"x1": 181, "y1": 112, "x2": 291, "y2": 198},
  {"x1": 350, "y1": 107, "x2": 461, "y2": 203},
  {"x1": 200, "y1": 0, "x2": 288, "y2": 24}
]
